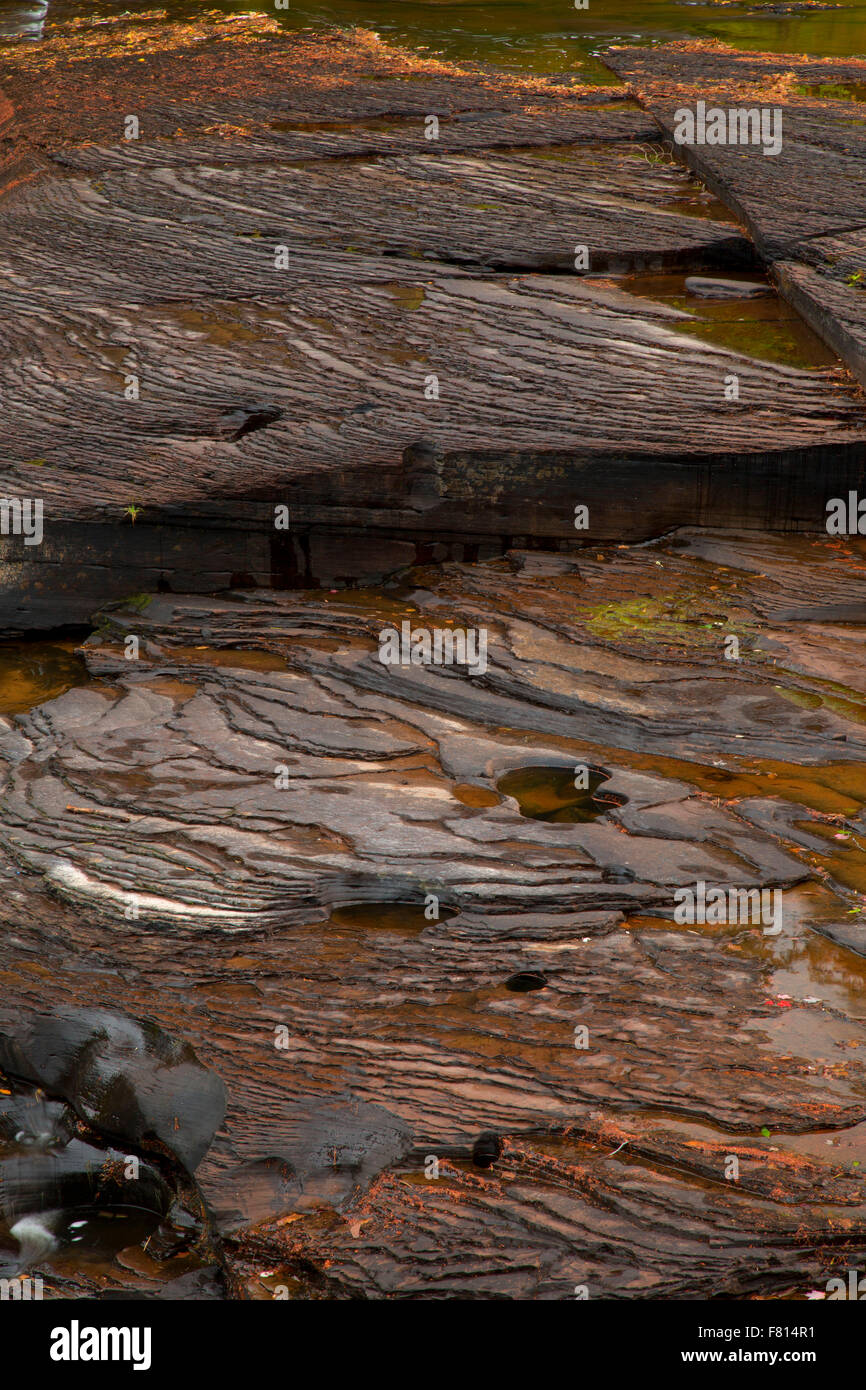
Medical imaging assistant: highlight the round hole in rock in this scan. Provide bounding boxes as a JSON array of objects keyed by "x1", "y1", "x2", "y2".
[
  {"x1": 496, "y1": 764, "x2": 627, "y2": 823},
  {"x1": 328, "y1": 901, "x2": 458, "y2": 933},
  {"x1": 504, "y1": 971, "x2": 548, "y2": 993}
]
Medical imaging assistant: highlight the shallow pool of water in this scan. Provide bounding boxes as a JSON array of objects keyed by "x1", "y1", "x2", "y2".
[
  {"x1": 497, "y1": 763, "x2": 627, "y2": 821},
  {"x1": 0, "y1": 634, "x2": 90, "y2": 715},
  {"x1": 328, "y1": 899, "x2": 458, "y2": 931},
  {"x1": 794, "y1": 78, "x2": 866, "y2": 100},
  {"x1": 618, "y1": 269, "x2": 841, "y2": 368}
]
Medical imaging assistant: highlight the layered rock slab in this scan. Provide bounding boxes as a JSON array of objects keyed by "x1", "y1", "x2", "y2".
[
  {"x1": 0, "y1": 15, "x2": 863, "y2": 613},
  {"x1": 602, "y1": 43, "x2": 866, "y2": 386},
  {"x1": 2, "y1": 541, "x2": 866, "y2": 1293},
  {"x1": 1, "y1": 14, "x2": 866, "y2": 1300}
]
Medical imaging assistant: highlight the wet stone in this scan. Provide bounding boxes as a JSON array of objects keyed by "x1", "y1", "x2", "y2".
[
  {"x1": 0, "y1": 1091, "x2": 76, "y2": 1149},
  {"x1": 2, "y1": 10, "x2": 866, "y2": 1303},
  {"x1": 604, "y1": 43, "x2": 866, "y2": 386},
  {"x1": 0, "y1": 1009, "x2": 227, "y2": 1172},
  {"x1": 684, "y1": 276, "x2": 773, "y2": 298},
  {"x1": 0, "y1": 1073, "x2": 203, "y2": 1287},
  {"x1": 0, "y1": 18, "x2": 863, "y2": 630}
]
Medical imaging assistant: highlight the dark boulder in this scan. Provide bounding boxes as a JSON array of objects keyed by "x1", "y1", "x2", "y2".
[{"x1": 0, "y1": 1009, "x2": 226, "y2": 1171}]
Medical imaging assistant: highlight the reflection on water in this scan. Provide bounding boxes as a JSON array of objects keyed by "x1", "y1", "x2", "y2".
[
  {"x1": 618, "y1": 270, "x2": 841, "y2": 369},
  {"x1": 795, "y1": 79, "x2": 866, "y2": 100},
  {"x1": 0, "y1": 634, "x2": 90, "y2": 715},
  {"x1": 328, "y1": 900, "x2": 457, "y2": 931},
  {"x1": 167, "y1": 645, "x2": 290, "y2": 672},
  {"x1": 280, "y1": 0, "x2": 866, "y2": 76},
  {"x1": 0, "y1": 1080, "x2": 187, "y2": 1288},
  {"x1": 497, "y1": 763, "x2": 627, "y2": 821}
]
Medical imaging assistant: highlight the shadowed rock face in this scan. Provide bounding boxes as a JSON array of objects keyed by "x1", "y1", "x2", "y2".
[{"x1": 0, "y1": 1009, "x2": 227, "y2": 1172}]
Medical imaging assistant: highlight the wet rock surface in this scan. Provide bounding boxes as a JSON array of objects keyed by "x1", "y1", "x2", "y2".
[
  {"x1": 2, "y1": 10, "x2": 866, "y2": 1302},
  {"x1": 0, "y1": 1136, "x2": 171, "y2": 1228},
  {"x1": 0, "y1": 17, "x2": 864, "y2": 633},
  {"x1": 0, "y1": 1009, "x2": 227, "y2": 1294},
  {"x1": 0, "y1": 1061, "x2": 220, "y2": 1294},
  {"x1": 0, "y1": 1008, "x2": 226, "y2": 1171},
  {"x1": 1, "y1": 537, "x2": 866, "y2": 1295}
]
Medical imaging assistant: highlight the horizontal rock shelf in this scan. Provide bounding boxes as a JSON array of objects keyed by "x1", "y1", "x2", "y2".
[{"x1": 0, "y1": 18, "x2": 864, "y2": 633}]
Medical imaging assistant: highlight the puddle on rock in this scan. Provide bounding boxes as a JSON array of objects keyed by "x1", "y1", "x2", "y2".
[
  {"x1": 496, "y1": 764, "x2": 627, "y2": 822},
  {"x1": 617, "y1": 270, "x2": 840, "y2": 368},
  {"x1": 0, "y1": 633, "x2": 91, "y2": 715},
  {"x1": 765, "y1": 932, "x2": 866, "y2": 1021},
  {"x1": 167, "y1": 646, "x2": 290, "y2": 672},
  {"x1": 380, "y1": 283, "x2": 426, "y2": 311},
  {"x1": 797, "y1": 831, "x2": 866, "y2": 898},
  {"x1": 138, "y1": 677, "x2": 201, "y2": 702},
  {"x1": 774, "y1": 681, "x2": 866, "y2": 727},
  {"x1": 632, "y1": 884, "x2": 866, "y2": 1017},
  {"x1": 452, "y1": 782, "x2": 502, "y2": 808},
  {"x1": 669, "y1": 757, "x2": 866, "y2": 817},
  {"x1": 302, "y1": 589, "x2": 421, "y2": 621},
  {"x1": 794, "y1": 81, "x2": 866, "y2": 102},
  {"x1": 657, "y1": 190, "x2": 741, "y2": 221},
  {"x1": 742, "y1": 1002, "x2": 865, "y2": 1063},
  {"x1": 0, "y1": 1077, "x2": 197, "y2": 1294},
  {"x1": 269, "y1": 114, "x2": 438, "y2": 134},
  {"x1": 327, "y1": 901, "x2": 458, "y2": 934}
]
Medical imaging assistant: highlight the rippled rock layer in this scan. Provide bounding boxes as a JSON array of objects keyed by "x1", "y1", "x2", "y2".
[
  {"x1": 1, "y1": 537, "x2": 866, "y2": 1296},
  {"x1": 0, "y1": 15, "x2": 865, "y2": 627}
]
